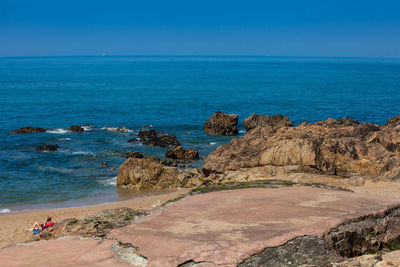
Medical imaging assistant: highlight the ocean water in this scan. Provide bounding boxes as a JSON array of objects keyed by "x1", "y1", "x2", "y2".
[{"x1": 1, "y1": 56, "x2": 400, "y2": 213}]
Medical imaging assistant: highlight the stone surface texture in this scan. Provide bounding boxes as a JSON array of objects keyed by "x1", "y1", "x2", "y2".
[
  {"x1": 165, "y1": 145, "x2": 199, "y2": 161},
  {"x1": 202, "y1": 116, "x2": 400, "y2": 181},
  {"x1": 137, "y1": 129, "x2": 180, "y2": 147},
  {"x1": 117, "y1": 156, "x2": 202, "y2": 189},
  {"x1": 243, "y1": 113, "x2": 293, "y2": 132},
  {"x1": 110, "y1": 187, "x2": 399, "y2": 267},
  {"x1": 204, "y1": 111, "x2": 239, "y2": 136}
]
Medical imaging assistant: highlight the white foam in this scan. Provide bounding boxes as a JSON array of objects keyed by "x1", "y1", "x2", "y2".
[
  {"x1": 210, "y1": 142, "x2": 217, "y2": 145},
  {"x1": 101, "y1": 176, "x2": 117, "y2": 186},
  {"x1": 0, "y1": 208, "x2": 10, "y2": 213},
  {"x1": 102, "y1": 126, "x2": 132, "y2": 133},
  {"x1": 47, "y1": 128, "x2": 69, "y2": 134},
  {"x1": 72, "y1": 151, "x2": 95, "y2": 155},
  {"x1": 82, "y1": 125, "x2": 92, "y2": 131},
  {"x1": 239, "y1": 130, "x2": 245, "y2": 133},
  {"x1": 58, "y1": 138, "x2": 71, "y2": 141}
]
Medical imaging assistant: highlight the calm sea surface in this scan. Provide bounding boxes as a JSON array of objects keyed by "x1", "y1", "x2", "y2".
[{"x1": 1, "y1": 56, "x2": 400, "y2": 213}]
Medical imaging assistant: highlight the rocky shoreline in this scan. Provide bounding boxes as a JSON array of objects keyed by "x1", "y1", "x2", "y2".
[{"x1": 6, "y1": 112, "x2": 400, "y2": 266}]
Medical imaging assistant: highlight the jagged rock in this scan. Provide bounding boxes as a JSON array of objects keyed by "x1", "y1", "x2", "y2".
[
  {"x1": 11, "y1": 126, "x2": 47, "y2": 134},
  {"x1": 36, "y1": 144, "x2": 60, "y2": 151},
  {"x1": 202, "y1": 116, "x2": 400, "y2": 181},
  {"x1": 124, "y1": 151, "x2": 144, "y2": 158},
  {"x1": 238, "y1": 236, "x2": 344, "y2": 267},
  {"x1": 100, "y1": 161, "x2": 108, "y2": 167},
  {"x1": 204, "y1": 111, "x2": 238, "y2": 135},
  {"x1": 128, "y1": 138, "x2": 139, "y2": 143},
  {"x1": 69, "y1": 125, "x2": 84, "y2": 132},
  {"x1": 137, "y1": 130, "x2": 179, "y2": 147},
  {"x1": 243, "y1": 113, "x2": 293, "y2": 131},
  {"x1": 165, "y1": 145, "x2": 199, "y2": 161},
  {"x1": 336, "y1": 250, "x2": 400, "y2": 267},
  {"x1": 117, "y1": 156, "x2": 202, "y2": 190},
  {"x1": 324, "y1": 207, "x2": 400, "y2": 257}
]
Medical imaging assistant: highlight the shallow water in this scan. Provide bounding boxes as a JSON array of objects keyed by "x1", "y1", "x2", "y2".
[{"x1": 1, "y1": 56, "x2": 400, "y2": 212}]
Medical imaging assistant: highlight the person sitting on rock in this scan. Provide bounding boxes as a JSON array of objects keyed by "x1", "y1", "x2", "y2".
[{"x1": 30, "y1": 216, "x2": 54, "y2": 235}]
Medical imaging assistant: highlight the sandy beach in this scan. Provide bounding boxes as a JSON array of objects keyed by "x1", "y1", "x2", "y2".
[{"x1": 0, "y1": 188, "x2": 191, "y2": 249}]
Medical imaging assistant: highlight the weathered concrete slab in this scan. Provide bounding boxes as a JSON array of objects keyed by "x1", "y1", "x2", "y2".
[{"x1": 111, "y1": 187, "x2": 400, "y2": 267}]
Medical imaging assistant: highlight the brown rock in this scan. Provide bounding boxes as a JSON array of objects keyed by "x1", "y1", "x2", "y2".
[
  {"x1": 165, "y1": 145, "x2": 199, "y2": 161},
  {"x1": 11, "y1": 126, "x2": 47, "y2": 134},
  {"x1": 69, "y1": 125, "x2": 84, "y2": 132},
  {"x1": 100, "y1": 161, "x2": 108, "y2": 167},
  {"x1": 117, "y1": 156, "x2": 202, "y2": 190},
  {"x1": 124, "y1": 151, "x2": 144, "y2": 158},
  {"x1": 243, "y1": 113, "x2": 293, "y2": 131},
  {"x1": 202, "y1": 116, "x2": 400, "y2": 181},
  {"x1": 204, "y1": 111, "x2": 238, "y2": 135},
  {"x1": 137, "y1": 130, "x2": 180, "y2": 147},
  {"x1": 36, "y1": 144, "x2": 60, "y2": 151}
]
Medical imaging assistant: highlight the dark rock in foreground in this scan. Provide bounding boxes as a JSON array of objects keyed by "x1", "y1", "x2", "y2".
[
  {"x1": 36, "y1": 144, "x2": 60, "y2": 151},
  {"x1": 243, "y1": 113, "x2": 293, "y2": 131},
  {"x1": 124, "y1": 151, "x2": 144, "y2": 158},
  {"x1": 117, "y1": 156, "x2": 202, "y2": 190},
  {"x1": 137, "y1": 130, "x2": 179, "y2": 147},
  {"x1": 202, "y1": 115, "x2": 400, "y2": 181},
  {"x1": 165, "y1": 145, "x2": 199, "y2": 161},
  {"x1": 69, "y1": 125, "x2": 84, "y2": 132},
  {"x1": 239, "y1": 236, "x2": 344, "y2": 267},
  {"x1": 11, "y1": 126, "x2": 47, "y2": 134},
  {"x1": 204, "y1": 111, "x2": 238, "y2": 136}
]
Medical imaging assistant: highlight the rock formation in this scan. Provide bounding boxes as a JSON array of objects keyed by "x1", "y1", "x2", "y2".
[
  {"x1": 36, "y1": 144, "x2": 60, "y2": 151},
  {"x1": 204, "y1": 111, "x2": 238, "y2": 135},
  {"x1": 117, "y1": 156, "x2": 202, "y2": 190},
  {"x1": 202, "y1": 116, "x2": 400, "y2": 181},
  {"x1": 165, "y1": 145, "x2": 199, "y2": 161},
  {"x1": 69, "y1": 125, "x2": 84, "y2": 132},
  {"x1": 243, "y1": 113, "x2": 293, "y2": 131},
  {"x1": 11, "y1": 126, "x2": 47, "y2": 134},
  {"x1": 124, "y1": 151, "x2": 144, "y2": 158},
  {"x1": 136, "y1": 130, "x2": 179, "y2": 147}
]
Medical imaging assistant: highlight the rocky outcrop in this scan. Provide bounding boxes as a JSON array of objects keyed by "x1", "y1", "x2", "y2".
[
  {"x1": 69, "y1": 125, "x2": 84, "y2": 132},
  {"x1": 36, "y1": 144, "x2": 60, "y2": 151},
  {"x1": 11, "y1": 126, "x2": 46, "y2": 134},
  {"x1": 165, "y1": 145, "x2": 199, "y2": 161},
  {"x1": 324, "y1": 206, "x2": 400, "y2": 257},
  {"x1": 137, "y1": 130, "x2": 179, "y2": 147},
  {"x1": 100, "y1": 161, "x2": 108, "y2": 167},
  {"x1": 117, "y1": 157, "x2": 202, "y2": 190},
  {"x1": 202, "y1": 116, "x2": 400, "y2": 181},
  {"x1": 204, "y1": 111, "x2": 238, "y2": 136},
  {"x1": 124, "y1": 151, "x2": 144, "y2": 158},
  {"x1": 238, "y1": 236, "x2": 344, "y2": 267},
  {"x1": 243, "y1": 113, "x2": 293, "y2": 132},
  {"x1": 31, "y1": 208, "x2": 147, "y2": 241}
]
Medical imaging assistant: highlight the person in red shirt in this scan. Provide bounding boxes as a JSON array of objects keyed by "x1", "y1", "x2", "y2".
[{"x1": 31, "y1": 216, "x2": 54, "y2": 235}]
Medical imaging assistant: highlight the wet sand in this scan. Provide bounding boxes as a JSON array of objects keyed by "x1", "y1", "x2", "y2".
[{"x1": 0, "y1": 188, "x2": 191, "y2": 248}]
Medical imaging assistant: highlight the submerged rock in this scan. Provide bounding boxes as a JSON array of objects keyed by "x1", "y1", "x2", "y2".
[
  {"x1": 11, "y1": 126, "x2": 47, "y2": 134},
  {"x1": 117, "y1": 156, "x2": 202, "y2": 190},
  {"x1": 243, "y1": 113, "x2": 293, "y2": 132},
  {"x1": 204, "y1": 111, "x2": 238, "y2": 136},
  {"x1": 103, "y1": 126, "x2": 130, "y2": 133},
  {"x1": 124, "y1": 151, "x2": 144, "y2": 158},
  {"x1": 36, "y1": 144, "x2": 60, "y2": 151},
  {"x1": 165, "y1": 145, "x2": 199, "y2": 161},
  {"x1": 137, "y1": 130, "x2": 179, "y2": 147},
  {"x1": 202, "y1": 115, "x2": 400, "y2": 181},
  {"x1": 69, "y1": 125, "x2": 84, "y2": 132}
]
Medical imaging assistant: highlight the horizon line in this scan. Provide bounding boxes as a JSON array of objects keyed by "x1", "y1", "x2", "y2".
[{"x1": 0, "y1": 54, "x2": 400, "y2": 60}]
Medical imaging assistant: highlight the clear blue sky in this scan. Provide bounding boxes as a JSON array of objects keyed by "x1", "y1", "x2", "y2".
[{"x1": 1, "y1": 0, "x2": 399, "y2": 57}]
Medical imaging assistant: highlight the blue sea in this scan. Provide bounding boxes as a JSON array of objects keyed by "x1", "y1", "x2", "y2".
[{"x1": 1, "y1": 56, "x2": 400, "y2": 213}]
